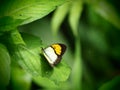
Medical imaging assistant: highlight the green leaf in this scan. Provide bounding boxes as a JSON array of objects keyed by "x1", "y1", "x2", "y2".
[
  {"x1": 71, "y1": 38, "x2": 82, "y2": 90},
  {"x1": 0, "y1": 44, "x2": 11, "y2": 89},
  {"x1": 40, "y1": 54, "x2": 71, "y2": 83},
  {"x1": 11, "y1": 65, "x2": 32, "y2": 90},
  {"x1": 14, "y1": 34, "x2": 41, "y2": 75},
  {"x1": 99, "y1": 76, "x2": 120, "y2": 90},
  {"x1": 0, "y1": 0, "x2": 68, "y2": 26},
  {"x1": 33, "y1": 76, "x2": 58, "y2": 88},
  {"x1": 10, "y1": 33, "x2": 42, "y2": 75},
  {"x1": 49, "y1": 62, "x2": 71, "y2": 83},
  {"x1": 33, "y1": 59, "x2": 71, "y2": 88},
  {"x1": 51, "y1": 2, "x2": 70, "y2": 34},
  {"x1": 69, "y1": 0, "x2": 83, "y2": 36},
  {"x1": 8, "y1": 29, "x2": 26, "y2": 45},
  {"x1": 12, "y1": 45, "x2": 41, "y2": 75},
  {"x1": 0, "y1": 16, "x2": 23, "y2": 32},
  {"x1": 88, "y1": 0, "x2": 120, "y2": 29}
]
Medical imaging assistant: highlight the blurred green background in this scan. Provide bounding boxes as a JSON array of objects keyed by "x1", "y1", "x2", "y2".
[{"x1": 0, "y1": 0, "x2": 120, "y2": 90}]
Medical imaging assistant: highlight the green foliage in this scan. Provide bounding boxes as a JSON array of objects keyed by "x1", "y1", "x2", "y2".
[
  {"x1": 0, "y1": 16, "x2": 23, "y2": 32},
  {"x1": 0, "y1": 0, "x2": 120, "y2": 89},
  {"x1": 11, "y1": 65, "x2": 32, "y2": 90},
  {"x1": 0, "y1": 0, "x2": 71, "y2": 89},
  {"x1": 71, "y1": 38, "x2": 82, "y2": 90},
  {"x1": 99, "y1": 76, "x2": 120, "y2": 90},
  {"x1": 33, "y1": 61, "x2": 71, "y2": 88},
  {"x1": 52, "y1": 0, "x2": 83, "y2": 89},
  {"x1": 86, "y1": 0, "x2": 120, "y2": 29},
  {"x1": 0, "y1": 0, "x2": 67, "y2": 27},
  {"x1": 69, "y1": 0, "x2": 83, "y2": 36},
  {"x1": 51, "y1": 0, "x2": 120, "y2": 90},
  {"x1": 10, "y1": 32, "x2": 42, "y2": 75},
  {"x1": 51, "y1": 2, "x2": 70, "y2": 34},
  {"x1": 0, "y1": 44, "x2": 10, "y2": 89},
  {"x1": 52, "y1": 0, "x2": 84, "y2": 36}
]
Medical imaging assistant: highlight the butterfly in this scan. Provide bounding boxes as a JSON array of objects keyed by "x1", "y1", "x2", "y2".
[{"x1": 42, "y1": 43, "x2": 66, "y2": 67}]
